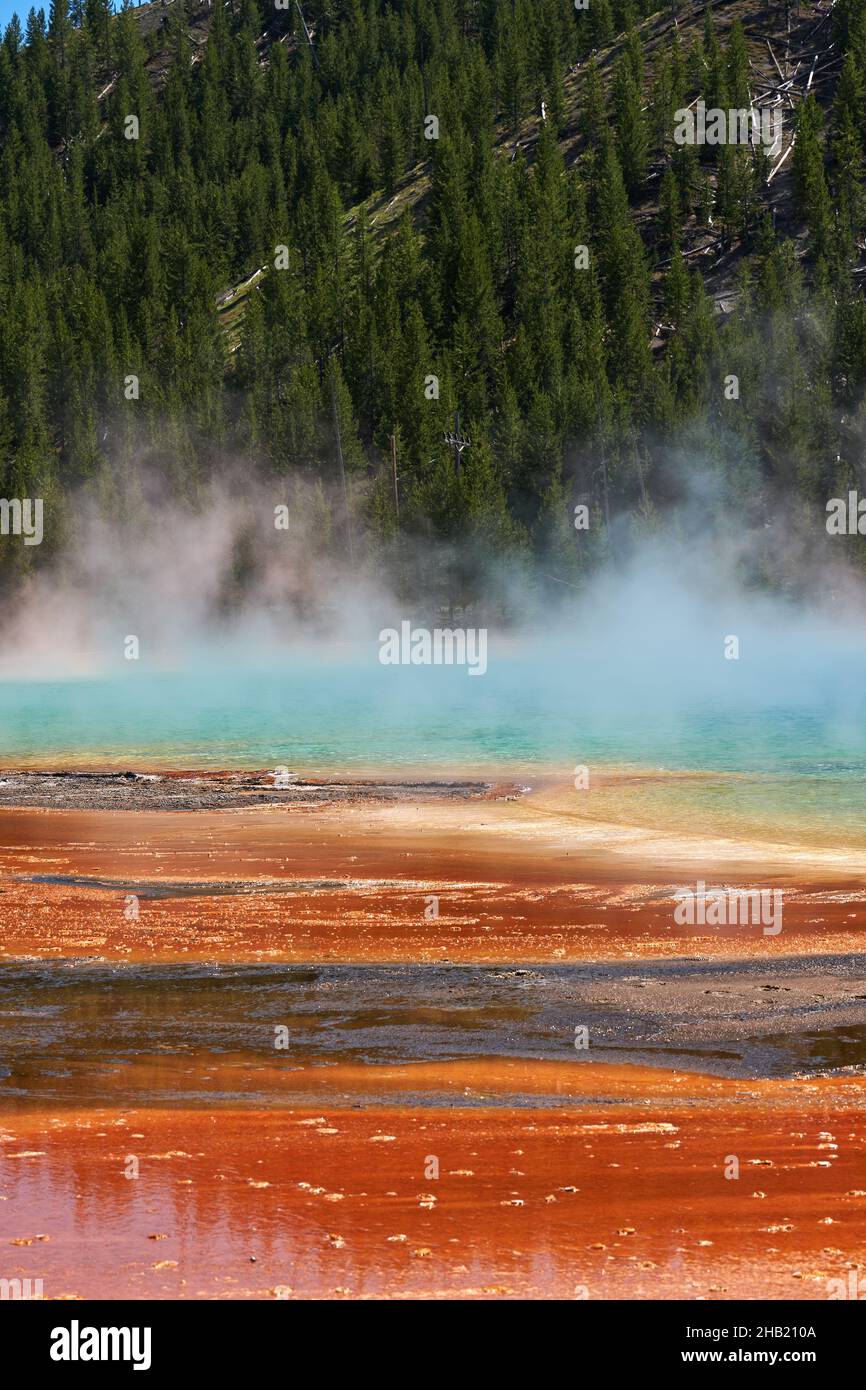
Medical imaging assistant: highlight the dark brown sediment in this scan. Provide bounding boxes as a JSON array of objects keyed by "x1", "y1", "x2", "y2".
[{"x1": 0, "y1": 768, "x2": 515, "y2": 812}]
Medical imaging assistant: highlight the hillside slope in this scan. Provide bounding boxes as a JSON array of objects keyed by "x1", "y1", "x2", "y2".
[{"x1": 0, "y1": 0, "x2": 864, "y2": 602}]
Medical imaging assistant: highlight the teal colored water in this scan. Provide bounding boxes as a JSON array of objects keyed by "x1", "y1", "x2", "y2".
[
  {"x1": 2, "y1": 644, "x2": 866, "y2": 772},
  {"x1": 2, "y1": 629, "x2": 866, "y2": 843}
]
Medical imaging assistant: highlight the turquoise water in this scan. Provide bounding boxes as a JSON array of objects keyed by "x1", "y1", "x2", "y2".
[
  {"x1": 3, "y1": 637, "x2": 866, "y2": 770},
  {"x1": 3, "y1": 622, "x2": 866, "y2": 841},
  {"x1": 1, "y1": 657, "x2": 865, "y2": 772}
]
